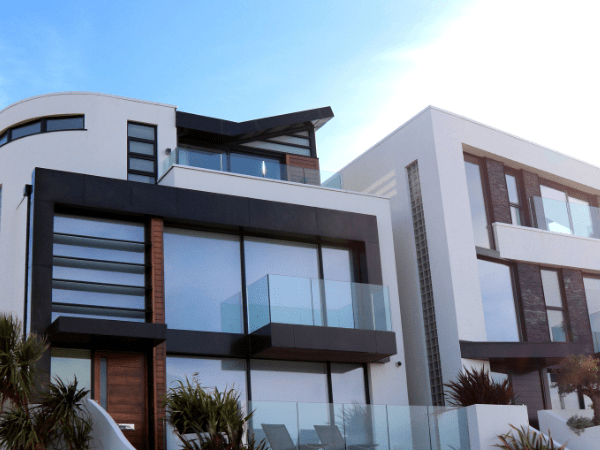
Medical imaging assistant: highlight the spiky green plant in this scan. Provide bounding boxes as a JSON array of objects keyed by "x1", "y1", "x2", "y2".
[
  {"x1": 444, "y1": 366, "x2": 515, "y2": 406},
  {"x1": 163, "y1": 376, "x2": 266, "y2": 450},
  {"x1": 495, "y1": 424, "x2": 567, "y2": 450}
]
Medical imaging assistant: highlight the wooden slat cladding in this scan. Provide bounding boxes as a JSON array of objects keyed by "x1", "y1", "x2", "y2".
[
  {"x1": 150, "y1": 218, "x2": 166, "y2": 450},
  {"x1": 285, "y1": 154, "x2": 320, "y2": 186},
  {"x1": 511, "y1": 370, "x2": 546, "y2": 425},
  {"x1": 95, "y1": 352, "x2": 148, "y2": 450}
]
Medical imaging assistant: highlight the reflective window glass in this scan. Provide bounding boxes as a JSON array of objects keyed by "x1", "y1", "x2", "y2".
[
  {"x1": 547, "y1": 310, "x2": 567, "y2": 342},
  {"x1": 11, "y1": 121, "x2": 41, "y2": 139},
  {"x1": 129, "y1": 157, "x2": 154, "y2": 173},
  {"x1": 0, "y1": 132, "x2": 7, "y2": 146},
  {"x1": 179, "y1": 147, "x2": 224, "y2": 171},
  {"x1": 250, "y1": 360, "x2": 328, "y2": 403},
  {"x1": 127, "y1": 123, "x2": 155, "y2": 140},
  {"x1": 331, "y1": 363, "x2": 366, "y2": 404},
  {"x1": 568, "y1": 196, "x2": 594, "y2": 238},
  {"x1": 583, "y1": 277, "x2": 600, "y2": 350},
  {"x1": 510, "y1": 206, "x2": 522, "y2": 226},
  {"x1": 128, "y1": 173, "x2": 155, "y2": 183},
  {"x1": 540, "y1": 270, "x2": 563, "y2": 308},
  {"x1": 465, "y1": 161, "x2": 491, "y2": 248},
  {"x1": 164, "y1": 229, "x2": 243, "y2": 333},
  {"x1": 540, "y1": 185, "x2": 571, "y2": 234},
  {"x1": 505, "y1": 175, "x2": 520, "y2": 205},
  {"x1": 230, "y1": 153, "x2": 282, "y2": 180},
  {"x1": 477, "y1": 259, "x2": 520, "y2": 342},
  {"x1": 46, "y1": 117, "x2": 84, "y2": 131},
  {"x1": 54, "y1": 214, "x2": 145, "y2": 241},
  {"x1": 322, "y1": 247, "x2": 355, "y2": 328},
  {"x1": 129, "y1": 141, "x2": 155, "y2": 156},
  {"x1": 51, "y1": 349, "x2": 92, "y2": 398},
  {"x1": 548, "y1": 372, "x2": 581, "y2": 410}
]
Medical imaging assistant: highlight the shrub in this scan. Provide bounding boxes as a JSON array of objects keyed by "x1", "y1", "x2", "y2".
[
  {"x1": 566, "y1": 414, "x2": 594, "y2": 436},
  {"x1": 495, "y1": 424, "x2": 567, "y2": 450},
  {"x1": 444, "y1": 366, "x2": 515, "y2": 406},
  {"x1": 163, "y1": 376, "x2": 265, "y2": 450}
]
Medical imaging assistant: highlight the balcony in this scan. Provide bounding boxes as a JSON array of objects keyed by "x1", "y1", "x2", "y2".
[
  {"x1": 530, "y1": 196, "x2": 600, "y2": 239},
  {"x1": 165, "y1": 402, "x2": 470, "y2": 450},
  {"x1": 246, "y1": 275, "x2": 396, "y2": 363},
  {"x1": 161, "y1": 147, "x2": 342, "y2": 189}
]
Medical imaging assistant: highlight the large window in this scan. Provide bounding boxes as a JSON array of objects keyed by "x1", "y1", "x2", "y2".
[
  {"x1": 127, "y1": 122, "x2": 157, "y2": 183},
  {"x1": 331, "y1": 363, "x2": 367, "y2": 404},
  {"x1": 0, "y1": 115, "x2": 84, "y2": 148},
  {"x1": 164, "y1": 229, "x2": 243, "y2": 333},
  {"x1": 477, "y1": 259, "x2": 520, "y2": 342},
  {"x1": 540, "y1": 269, "x2": 568, "y2": 342},
  {"x1": 464, "y1": 160, "x2": 491, "y2": 248},
  {"x1": 583, "y1": 276, "x2": 600, "y2": 352},
  {"x1": 52, "y1": 214, "x2": 147, "y2": 322},
  {"x1": 540, "y1": 185, "x2": 594, "y2": 238},
  {"x1": 50, "y1": 348, "x2": 92, "y2": 397}
]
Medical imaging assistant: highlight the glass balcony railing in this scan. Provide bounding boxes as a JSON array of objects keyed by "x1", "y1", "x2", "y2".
[
  {"x1": 247, "y1": 275, "x2": 391, "y2": 333},
  {"x1": 530, "y1": 196, "x2": 600, "y2": 239},
  {"x1": 593, "y1": 331, "x2": 600, "y2": 353},
  {"x1": 161, "y1": 147, "x2": 343, "y2": 189},
  {"x1": 165, "y1": 402, "x2": 470, "y2": 450}
]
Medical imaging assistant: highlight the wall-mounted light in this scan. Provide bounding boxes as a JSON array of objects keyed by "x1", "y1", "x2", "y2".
[
  {"x1": 165, "y1": 148, "x2": 172, "y2": 155},
  {"x1": 396, "y1": 361, "x2": 403, "y2": 367}
]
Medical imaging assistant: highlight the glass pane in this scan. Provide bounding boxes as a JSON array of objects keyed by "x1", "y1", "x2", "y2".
[
  {"x1": 52, "y1": 304, "x2": 146, "y2": 322},
  {"x1": 54, "y1": 214, "x2": 145, "y2": 242},
  {"x1": 428, "y1": 406, "x2": 470, "y2": 450},
  {"x1": 250, "y1": 360, "x2": 327, "y2": 403},
  {"x1": 52, "y1": 289, "x2": 145, "y2": 310},
  {"x1": 387, "y1": 406, "x2": 429, "y2": 450},
  {"x1": 164, "y1": 229, "x2": 243, "y2": 333},
  {"x1": 464, "y1": 161, "x2": 491, "y2": 248},
  {"x1": 323, "y1": 279, "x2": 355, "y2": 328},
  {"x1": 267, "y1": 275, "x2": 317, "y2": 326},
  {"x1": 547, "y1": 310, "x2": 567, "y2": 342},
  {"x1": 541, "y1": 270, "x2": 563, "y2": 308},
  {"x1": 548, "y1": 372, "x2": 580, "y2": 410},
  {"x1": 11, "y1": 121, "x2": 41, "y2": 139},
  {"x1": 166, "y1": 356, "x2": 247, "y2": 403},
  {"x1": 52, "y1": 265, "x2": 145, "y2": 286},
  {"x1": 248, "y1": 402, "x2": 299, "y2": 449},
  {"x1": 178, "y1": 147, "x2": 223, "y2": 171},
  {"x1": 46, "y1": 117, "x2": 84, "y2": 131},
  {"x1": 540, "y1": 186, "x2": 571, "y2": 234},
  {"x1": 230, "y1": 152, "x2": 282, "y2": 180},
  {"x1": 128, "y1": 173, "x2": 155, "y2": 183},
  {"x1": 583, "y1": 278, "x2": 600, "y2": 343},
  {"x1": 331, "y1": 363, "x2": 366, "y2": 404},
  {"x1": 129, "y1": 140, "x2": 155, "y2": 156},
  {"x1": 241, "y1": 140, "x2": 311, "y2": 157},
  {"x1": 510, "y1": 206, "x2": 522, "y2": 226},
  {"x1": 477, "y1": 259, "x2": 520, "y2": 342},
  {"x1": 53, "y1": 240, "x2": 145, "y2": 264},
  {"x1": 51, "y1": 349, "x2": 92, "y2": 398},
  {"x1": 128, "y1": 123, "x2": 155, "y2": 140},
  {"x1": 268, "y1": 135, "x2": 310, "y2": 146},
  {"x1": 0, "y1": 131, "x2": 7, "y2": 146},
  {"x1": 505, "y1": 174, "x2": 520, "y2": 205},
  {"x1": 568, "y1": 197, "x2": 594, "y2": 238},
  {"x1": 129, "y1": 157, "x2": 154, "y2": 173}
]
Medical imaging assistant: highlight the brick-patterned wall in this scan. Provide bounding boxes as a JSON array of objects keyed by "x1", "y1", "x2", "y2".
[
  {"x1": 562, "y1": 269, "x2": 594, "y2": 353},
  {"x1": 516, "y1": 263, "x2": 550, "y2": 342},
  {"x1": 150, "y1": 218, "x2": 166, "y2": 450},
  {"x1": 484, "y1": 158, "x2": 511, "y2": 224},
  {"x1": 521, "y1": 170, "x2": 541, "y2": 200}
]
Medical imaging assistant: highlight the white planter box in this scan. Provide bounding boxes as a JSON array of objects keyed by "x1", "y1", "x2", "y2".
[
  {"x1": 539, "y1": 409, "x2": 599, "y2": 450},
  {"x1": 466, "y1": 404, "x2": 529, "y2": 450}
]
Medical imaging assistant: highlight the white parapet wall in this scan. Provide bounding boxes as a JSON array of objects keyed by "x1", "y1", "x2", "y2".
[
  {"x1": 466, "y1": 404, "x2": 529, "y2": 450},
  {"x1": 85, "y1": 398, "x2": 136, "y2": 450},
  {"x1": 539, "y1": 409, "x2": 598, "y2": 450}
]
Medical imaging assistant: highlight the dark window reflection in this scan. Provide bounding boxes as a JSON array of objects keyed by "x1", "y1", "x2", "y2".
[
  {"x1": 465, "y1": 161, "x2": 491, "y2": 248},
  {"x1": 230, "y1": 153, "x2": 281, "y2": 180},
  {"x1": 477, "y1": 259, "x2": 520, "y2": 342}
]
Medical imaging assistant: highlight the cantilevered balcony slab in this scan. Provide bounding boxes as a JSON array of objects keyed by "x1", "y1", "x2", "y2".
[
  {"x1": 250, "y1": 323, "x2": 396, "y2": 363},
  {"x1": 460, "y1": 340, "x2": 590, "y2": 373},
  {"x1": 48, "y1": 316, "x2": 166, "y2": 350}
]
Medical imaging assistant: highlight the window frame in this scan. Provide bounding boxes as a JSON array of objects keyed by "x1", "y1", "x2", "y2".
[
  {"x1": 503, "y1": 168, "x2": 526, "y2": 226},
  {"x1": 127, "y1": 121, "x2": 157, "y2": 183},
  {"x1": 539, "y1": 267, "x2": 571, "y2": 342},
  {"x1": 464, "y1": 153, "x2": 495, "y2": 250},
  {"x1": 0, "y1": 115, "x2": 85, "y2": 148}
]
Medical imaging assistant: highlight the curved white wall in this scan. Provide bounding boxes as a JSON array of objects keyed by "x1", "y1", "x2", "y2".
[{"x1": 0, "y1": 92, "x2": 177, "y2": 319}]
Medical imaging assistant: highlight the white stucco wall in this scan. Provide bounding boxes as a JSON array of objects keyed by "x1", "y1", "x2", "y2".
[
  {"x1": 0, "y1": 92, "x2": 177, "y2": 320},
  {"x1": 160, "y1": 164, "x2": 409, "y2": 406}
]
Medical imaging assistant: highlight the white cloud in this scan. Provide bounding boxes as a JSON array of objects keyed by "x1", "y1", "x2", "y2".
[{"x1": 321, "y1": 0, "x2": 600, "y2": 171}]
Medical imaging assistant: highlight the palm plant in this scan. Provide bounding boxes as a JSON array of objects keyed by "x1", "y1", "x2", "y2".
[
  {"x1": 444, "y1": 366, "x2": 515, "y2": 406},
  {"x1": 0, "y1": 313, "x2": 93, "y2": 450},
  {"x1": 163, "y1": 376, "x2": 265, "y2": 450},
  {"x1": 495, "y1": 424, "x2": 567, "y2": 450}
]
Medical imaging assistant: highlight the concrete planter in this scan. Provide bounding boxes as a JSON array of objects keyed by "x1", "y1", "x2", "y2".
[
  {"x1": 539, "y1": 409, "x2": 599, "y2": 450},
  {"x1": 466, "y1": 404, "x2": 530, "y2": 450}
]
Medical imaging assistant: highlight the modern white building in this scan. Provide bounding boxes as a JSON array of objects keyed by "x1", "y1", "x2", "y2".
[
  {"x1": 0, "y1": 92, "x2": 418, "y2": 450},
  {"x1": 339, "y1": 106, "x2": 600, "y2": 425}
]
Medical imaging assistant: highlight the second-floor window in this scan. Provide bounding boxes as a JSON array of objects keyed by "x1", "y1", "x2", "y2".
[
  {"x1": 539, "y1": 185, "x2": 594, "y2": 238},
  {"x1": 583, "y1": 276, "x2": 600, "y2": 352},
  {"x1": 540, "y1": 269, "x2": 568, "y2": 342},
  {"x1": 505, "y1": 173, "x2": 524, "y2": 226},
  {"x1": 127, "y1": 122, "x2": 157, "y2": 183},
  {"x1": 464, "y1": 159, "x2": 492, "y2": 248}
]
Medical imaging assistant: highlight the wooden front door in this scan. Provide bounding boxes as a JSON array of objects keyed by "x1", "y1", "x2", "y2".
[{"x1": 94, "y1": 352, "x2": 148, "y2": 450}]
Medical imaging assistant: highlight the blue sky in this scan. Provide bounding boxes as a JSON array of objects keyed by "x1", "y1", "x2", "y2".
[{"x1": 1, "y1": 1, "x2": 599, "y2": 172}]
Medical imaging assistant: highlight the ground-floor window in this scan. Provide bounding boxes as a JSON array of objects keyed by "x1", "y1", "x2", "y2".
[
  {"x1": 547, "y1": 371, "x2": 593, "y2": 410},
  {"x1": 50, "y1": 348, "x2": 92, "y2": 397}
]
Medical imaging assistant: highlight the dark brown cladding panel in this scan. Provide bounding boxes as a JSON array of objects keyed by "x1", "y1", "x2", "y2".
[
  {"x1": 484, "y1": 158, "x2": 511, "y2": 224},
  {"x1": 511, "y1": 370, "x2": 545, "y2": 423},
  {"x1": 516, "y1": 263, "x2": 550, "y2": 343},
  {"x1": 562, "y1": 269, "x2": 594, "y2": 353}
]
